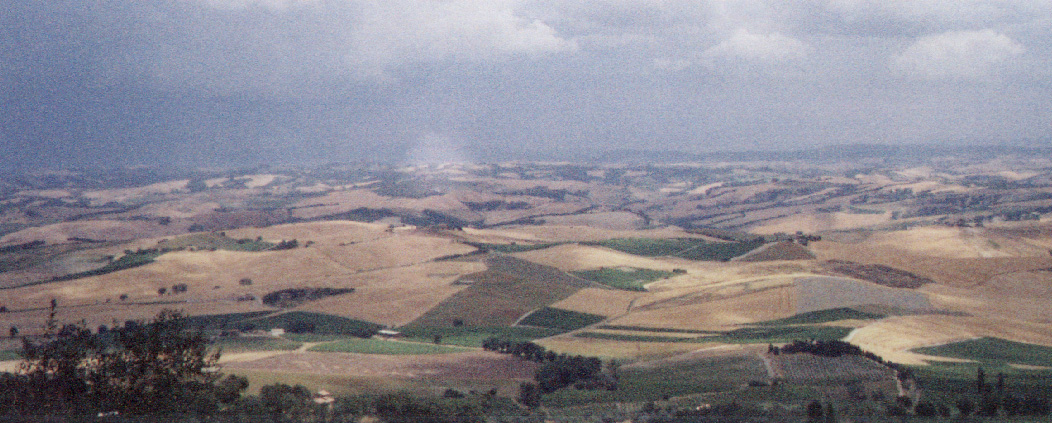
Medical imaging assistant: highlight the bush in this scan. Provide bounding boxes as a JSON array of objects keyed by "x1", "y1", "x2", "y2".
[
  {"x1": 915, "y1": 400, "x2": 937, "y2": 417},
  {"x1": 8, "y1": 307, "x2": 236, "y2": 416}
]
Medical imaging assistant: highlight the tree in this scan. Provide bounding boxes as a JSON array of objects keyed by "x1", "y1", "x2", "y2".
[
  {"x1": 8, "y1": 326, "x2": 15, "y2": 339},
  {"x1": 914, "y1": 400, "x2": 937, "y2": 417},
  {"x1": 12, "y1": 307, "x2": 229, "y2": 416},
  {"x1": 977, "y1": 367, "x2": 987, "y2": 394},
  {"x1": 806, "y1": 400, "x2": 823, "y2": 421},
  {"x1": 260, "y1": 383, "x2": 312, "y2": 419},
  {"x1": 518, "y1": 382, "x2": 541, "y2": 408},
  {"x1": 956, "y1": 397, "x2": 975, "y2": 416}
]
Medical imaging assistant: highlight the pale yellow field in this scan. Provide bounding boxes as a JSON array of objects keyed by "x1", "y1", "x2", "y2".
[
  {"x1": 82, "y1": 180, "x2": 189, "y2": 204},
  {"x1": 549, "y1": 288, "x2": 642, "y2": 318},
  {"x1": 513, "y1": 244, "x2": 693, "y2": 272},
  {"x1": 845, "y1": 314, "x2": 1052, "y2": 365},
  {"x1": 751, "y1": 211, "x2": 891, "y2": 234},
  {"x1": 532, "y1": 211, "x2": 644, "y2": 230},
  {"x1": 607, "y1": 284, "x2": 796, "y2": 330},
  {"x1": 0, "y1": 219, "x2": 177, "y2": 245}
]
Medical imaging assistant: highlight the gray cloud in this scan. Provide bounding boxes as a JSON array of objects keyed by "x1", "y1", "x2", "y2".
[{"x1": 1, "y1": 0, "x2": 1050, "y2": 169}]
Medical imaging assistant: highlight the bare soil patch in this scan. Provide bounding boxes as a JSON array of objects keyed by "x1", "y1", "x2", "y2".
[
  {"x1": 222, "y1": 350, "x2": 538, "y2": 381},
  {"x1": 820, "y1": 260, "x2": 934, "y2": 288},
  {"x1": 795, "y1": 276, "x2": 931, "y2": 314},
  {"x1": 408, "y1": 255, "x2": 595, "y2": 327}
]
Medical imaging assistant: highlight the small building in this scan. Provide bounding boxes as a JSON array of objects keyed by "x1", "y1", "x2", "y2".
[
  {"x1": 377, "y1": 329, "x2": 402, "y2": 339},
  {"x1": 313, "y1": 390, "x2": 335, "y2": 405},
  {"x1": 269, "y1": 328, "x2": 285, "y2": 337}
]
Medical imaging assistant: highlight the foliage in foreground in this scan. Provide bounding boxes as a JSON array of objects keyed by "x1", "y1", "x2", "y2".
[{"x1": 0, "y1": 306, "x2": 245, "y2": 417}]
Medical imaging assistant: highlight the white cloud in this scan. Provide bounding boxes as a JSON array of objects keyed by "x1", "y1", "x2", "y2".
[
  {"x1": 703, "y1": 28, "x2": 811, "y2": 62},
  {"x1": 892, "y1": 29, "x2": 1025, "y2": 79},
  {"x1": 346, "y1": 1, "x2": 577, "y2": 80}
]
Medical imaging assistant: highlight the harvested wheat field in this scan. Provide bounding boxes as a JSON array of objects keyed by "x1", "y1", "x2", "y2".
[
  {"x1": 514, "y1": 243, "x2": 691, "y2": 273},
  {"x1": 845, "y1": 314, "x2": 1052, "y2": 365},
  {"x1": 731, "y1": 241, "x2": 815, "y2": 262},
  {"x1": 607, "y1": 283, "x2": 797, "y2": 330},
  {"x1": 295, "y1": 260, "x2": 483, "y2": 326}
]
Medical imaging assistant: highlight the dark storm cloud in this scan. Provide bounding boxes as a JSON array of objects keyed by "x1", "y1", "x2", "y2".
[{"x1": 1, "y1": 0, "x2": 1050, "y2": 169}]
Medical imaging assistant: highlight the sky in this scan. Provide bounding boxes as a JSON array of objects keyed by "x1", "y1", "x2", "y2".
[{"x1": 2, "y1": 0, "x2": 1051, "y2": 169}]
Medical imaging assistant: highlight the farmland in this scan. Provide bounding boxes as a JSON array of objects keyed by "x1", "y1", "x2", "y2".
[{"x1": 4, "y1": 150, "x2": 1052, "y2": 421}]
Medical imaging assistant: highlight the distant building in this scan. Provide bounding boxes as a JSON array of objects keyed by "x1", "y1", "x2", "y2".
[
  {"x1": 377, "y1": 329, "x2": 402, "y2": 339},
  {"x1": 269, "y1": 328, "x2": 285, "y2": 337}
]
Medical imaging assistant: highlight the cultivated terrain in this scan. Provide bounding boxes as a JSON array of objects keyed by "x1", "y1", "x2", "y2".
[{"x1": 3, "y1": 146, "x2": 1052, "y2": 421}]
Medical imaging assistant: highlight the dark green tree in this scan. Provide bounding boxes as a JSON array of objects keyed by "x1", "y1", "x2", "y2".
[
  {"x1": 806, "y1": 400, "x2": 823, "y2": 421},
  {"x1": 518, "y1": 382, "x2": 541, "y2": 408},
  {"x1": 956, "y1": 397, "x2": 975, "y2": 416},
  {"x1": 10, "y1": 307, "x2": 233, "y2": 417}
]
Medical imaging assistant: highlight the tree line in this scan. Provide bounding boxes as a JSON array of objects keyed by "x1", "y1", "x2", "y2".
[
  {"x1": 0, "y1": 304, "x2": 514, "y2": 422},
  {"x1": 482, "y1": 337, "x2": 617, "y2": 405}
]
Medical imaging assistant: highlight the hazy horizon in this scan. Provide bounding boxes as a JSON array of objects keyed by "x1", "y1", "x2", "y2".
[{"x1": 3, "y1": 1, "x2": 1051, "y2": 170}]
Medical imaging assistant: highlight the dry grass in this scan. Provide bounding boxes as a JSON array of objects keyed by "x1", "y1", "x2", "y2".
[
  {"x1": 750, "y1": 211, "x2": 891, "y2": 234},
  {"x1": 607, "y1": 284, "x2": 796, "y2": 330},
  {"x1": 731, "y1": 241, "x2": 815, "y2": 262},
  {"x1": 527, "y1": 211, "x2": 644, "y2": 230},
  {"x1": 550, "y1": 288, "x2": 641, "y2": 318},
  {"x1": 0, "y1": 221, "x2": 480, "y2": 329}
]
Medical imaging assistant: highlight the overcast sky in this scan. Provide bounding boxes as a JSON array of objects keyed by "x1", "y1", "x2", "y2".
[{"x1": 2, "y1": 0, "x2": 1051, "y2": 169}]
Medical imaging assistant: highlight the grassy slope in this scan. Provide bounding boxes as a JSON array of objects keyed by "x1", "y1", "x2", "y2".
[
  {"x1": 308, "y1": 338, "x2": 469, "y2": 355},
  {"x1": 571, "y1": 268, "x2": 673, "y2": 291},
  {"x1": 518, "y1": 307, "x2": 605, "y2": 331},
  {"x1": 398, "y1": 326, "x2": 561, "y2": 348},
  {"x1": 910, "y1": 337, "x2": 1052, "y2": 401}
]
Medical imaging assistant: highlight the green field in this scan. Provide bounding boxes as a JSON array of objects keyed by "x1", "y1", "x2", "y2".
[
  {"x1": 156, "y1": 233, "x2": 275, "y2": 252},
  {"x1": 51, "y1": 250, "x2": 164, "y2": 281},
  {"x1": 238, "y1": 311, "x2": 383, "y2": 337},
  {"x1": 584, "y1": 238, "x2": 763, "y2": 261},
  {"x1": 910, "y1": 338, "x2": 1052, "y2": 401},
  {"x1": 0, "y1": 349, "x2": 21, "y2": 361},
  {"x1": 309, "y1": 338, "x2": 469, "y2": 355},
  {"x1": 541, "y1": 355, "x2": 769, "y2": 407},
  {"x1": 398, "y1": 326, "x2": 562, "y2": 348},
  {"x1": 910, "y1": 362, "x2": 1052, "y2": 403},
  {"x1": 464, "y1": 241, "x2": 563, "y2": 253},
  {"x1": 185, "y1": 311, "x2": 274, "y2": 330},
  {"x1": 575, "y1": 332, "x2": 701, "y2": 343},
  {"x1": 576, "y1": 325, "x2": 851, "y2": 344},
  {"x1": 595, "y1": 325, "x2": 720, "y2": 335},
  {"x1": 913, "y1": 337, "x2": 1052, "y2": 368},
  {"x1": 750, "y1": 308, "x2": 885, "y2": 326},
  {"x1": 571, "y1": 267, "x2": 673, "y2": 291},
  {"x1": 210, "y1": 336, "x2": 302, "y2": 353},
  {"x1": 517, "y1": 307, "x2": 605, "y2": 331}
]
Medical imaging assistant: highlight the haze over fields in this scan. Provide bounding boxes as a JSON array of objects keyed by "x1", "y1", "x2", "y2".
[{"x1": 3, "y1": 150, "x2": 1052, "y2": 420}]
